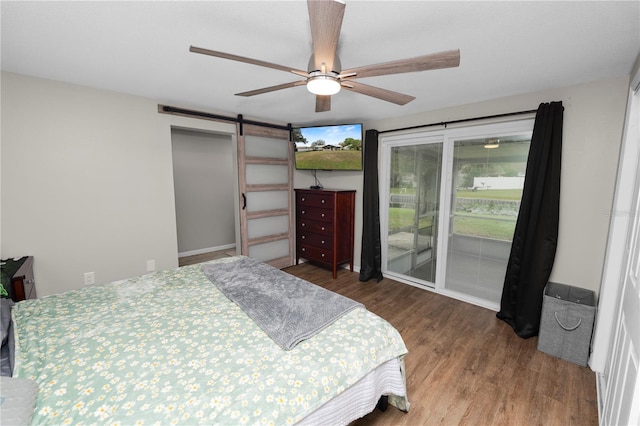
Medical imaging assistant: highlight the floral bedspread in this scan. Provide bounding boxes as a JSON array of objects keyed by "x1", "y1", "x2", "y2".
[{"x1": 12, "y1": 257, "x2": 407, "y2": 425}]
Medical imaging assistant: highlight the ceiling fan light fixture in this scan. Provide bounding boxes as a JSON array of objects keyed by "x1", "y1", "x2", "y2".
[
  {"x1": 484, "y1": 138, "x2": 500, "y2": 149},
  {"x1": 306, "y1": 73, "x2": 341, "y2": 96}
]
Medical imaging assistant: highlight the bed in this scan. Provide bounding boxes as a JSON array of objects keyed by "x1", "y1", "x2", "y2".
[{"x1": 6, "y1": 256, "x2": 409, "y2": 425}]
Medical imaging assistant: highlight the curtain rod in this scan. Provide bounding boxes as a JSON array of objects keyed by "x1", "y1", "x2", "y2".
[
  {"x1": 159, "y1": 105, "x2": 292, "y2": 134},
  {"x1": 378, "y1": 108, "x2": 538, "y2": 134}
]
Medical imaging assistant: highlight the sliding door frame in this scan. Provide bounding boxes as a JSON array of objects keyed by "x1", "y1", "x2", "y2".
[
  {"x1": 380, "y1": 118, "x2": 534, "y2": 310},
  {"x1": 159, "y1": 112, "x2": 241, "y2": 261}
]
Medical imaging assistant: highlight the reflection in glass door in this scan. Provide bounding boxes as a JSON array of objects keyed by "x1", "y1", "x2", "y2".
[
  {"x1": 444, "y1": 136, "x2": 531, "y2": 303},
  {"x1": 386, "y1": 142, "x2": 443, "y2": 285}
]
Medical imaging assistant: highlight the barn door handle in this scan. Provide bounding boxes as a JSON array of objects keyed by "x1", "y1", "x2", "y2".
[{"x1": 242, "y1": 193, "x2": 247, "y2": 210}]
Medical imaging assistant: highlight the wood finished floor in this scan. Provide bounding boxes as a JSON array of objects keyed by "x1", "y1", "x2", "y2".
[
  {"x1": 282, "y1": 263, "x2": 599, "y2": 426},
  {"x1": 178, "y1": 249, "x2": 233, "y2": 267}
]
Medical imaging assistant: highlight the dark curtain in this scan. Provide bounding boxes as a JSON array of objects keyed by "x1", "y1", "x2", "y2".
[
  {"x1": 359, "y1": 129, "x2": 383, "y2": 282},
  {"x1": 496, "y1": 101, "x2": 563, "y2": 338}
]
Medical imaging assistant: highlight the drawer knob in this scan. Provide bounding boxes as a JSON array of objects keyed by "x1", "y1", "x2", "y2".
[
  {"x1": 321, "y1": 213, "x2": 325, "y2": 217},
  {"x1": 321, "y1": 253, "x2": 325, "y2": 257},
  {"x1": 301, "y1": 223, "x2": 305, "y2": 227},
  {"x1": 321, "y1": 200, "x2": 325, "y2": 203},
  {"x1": 301, "y1": 235, "x2": 306, "y2": 239},
  {"x1": 321, "y1": 226, "x2": 325, "y2": 231},
  {"x1": 301, "y1": 197, "x2": 306, "y2": 201},
  {"x1": 301, "y1": 248, "x2": 306, "y2": 252},
  {"x1": 321, "y1": 240, "x2": 325, "y2": 244},
  {"x1": 302, "y1": 210, "x2": 305, "y2": 214}
]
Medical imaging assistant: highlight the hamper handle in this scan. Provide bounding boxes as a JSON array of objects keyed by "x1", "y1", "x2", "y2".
[{"x1": 554, "y1": 312, "x2": 582, "y2": 331}]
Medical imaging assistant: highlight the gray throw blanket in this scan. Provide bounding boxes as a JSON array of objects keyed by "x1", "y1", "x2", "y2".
[{"x1": 201, "y1": 257, "x2": 363, "y2": 351}]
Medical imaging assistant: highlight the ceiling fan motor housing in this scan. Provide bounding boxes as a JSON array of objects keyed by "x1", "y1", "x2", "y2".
[{"x1": 307, "y1": 53, "x2": 342, "y2": 74}]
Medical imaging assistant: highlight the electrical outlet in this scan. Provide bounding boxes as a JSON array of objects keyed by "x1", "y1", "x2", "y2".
[
  {"x1": 146, "y1": 259, "x2": 156, "y2": 272},
  {"x1": 84, "y1": 272, "x2": 95, "y2": 286}
]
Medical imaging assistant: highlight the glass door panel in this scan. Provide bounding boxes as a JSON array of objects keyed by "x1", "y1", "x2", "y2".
[
  {"x1": 245, "y1": 135, "x2": 289, "y2": 158},
  {"x1": 245, "y1": 164, "x2": 289, "y2": 185},
  {"x1": 248, "y1": 239, "x2": 290, "y2": 261},
  {"x1": 386, "y1": 142, "x2": 443, "y2": 285},
  {"x1": 444, "y1": 135, "x2": 531, "y2": 303},
  {"x1": 245, "y1": 191, "x2": 289, "y2": 212},
  {"x1": 247, "y1": 215, "x2": 289, "y2": 239}
]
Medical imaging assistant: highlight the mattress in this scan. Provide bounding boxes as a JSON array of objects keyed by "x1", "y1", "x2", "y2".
[
  {"x1": 299, "y1": 356, "x2": 408, "y2": 425},
  {"x1": 11, "y1": 256, "x2": 409, "y2": 424}
]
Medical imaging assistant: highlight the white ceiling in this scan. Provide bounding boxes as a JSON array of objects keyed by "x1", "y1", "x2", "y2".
[{"x1": 2, "y1": 1, "x2": 638, "y2": 127}]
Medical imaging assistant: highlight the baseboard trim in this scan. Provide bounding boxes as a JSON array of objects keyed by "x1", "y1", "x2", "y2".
[
  {"x1": 595, "y1": 371, "x2": 605, "y2": 425},
  {"x1": 178, "y1": 244, "x2": 236, "y2": 258}
]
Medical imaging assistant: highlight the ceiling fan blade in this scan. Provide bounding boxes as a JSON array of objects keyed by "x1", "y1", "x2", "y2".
[
  {"x1": 341, "y1": 81, "x2": 415, "y2": 105},
  {"x1": 341, "y1": 49, "x2": 460, "y2": 79},
  {"x1": 315, "y1": 95, "x2": 331, "y2": 112},
  {"x1": 235, "y1": 81, "x2": 306, "y2": 97},
  {"x1": 307, "y1": 0, "x2": 345, "y2": 72},
  {"x1": 190, "y1": 46, "x2": 308, "y2": 78}
]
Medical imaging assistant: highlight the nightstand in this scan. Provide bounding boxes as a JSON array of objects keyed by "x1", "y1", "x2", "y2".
[{"x1": 1, "y1": 257, "x2": 36, "y2": 302}]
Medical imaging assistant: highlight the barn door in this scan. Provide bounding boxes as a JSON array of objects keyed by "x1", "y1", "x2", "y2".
[{"x1": 237, "y1": 124, "x2": 294, "y2": 269}]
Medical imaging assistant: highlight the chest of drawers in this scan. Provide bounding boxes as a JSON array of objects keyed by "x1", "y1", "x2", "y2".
[{"x1": 295, "y1": 189, "x2": 355, "y2": 279}]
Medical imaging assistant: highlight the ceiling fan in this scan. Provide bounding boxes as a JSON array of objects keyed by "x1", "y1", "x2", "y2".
[{"x1": 190, "y1": 0, "x2": 460, "y2": 113}]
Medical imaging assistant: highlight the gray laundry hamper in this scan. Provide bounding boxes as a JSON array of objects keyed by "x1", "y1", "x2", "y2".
[{"x1": 537, "y1": 282, "x2": 596, "y2": 366}]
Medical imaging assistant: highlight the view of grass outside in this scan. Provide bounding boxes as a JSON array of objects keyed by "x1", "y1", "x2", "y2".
[
  {"x1": 388, "y1": 207, "x2": 433, "y2": 231},
  {"x1": 389, "y1": 188, "x2": 521, "y2": 241},
  {"x1": 454, "y1": 215, "x2": 516, "y2": 240},
  {"x1": 456, "y1": 189, "x2": 522, "y2": 200},
  {"x1": 454, "y1": 188, "x2": 521, "y2": 240}
]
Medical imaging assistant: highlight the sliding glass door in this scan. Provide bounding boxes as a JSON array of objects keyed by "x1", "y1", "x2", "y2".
[
  {"x1": 385, "y1": 137, "x2": 443, "y2": 286},
  {"x1": 444, "y1": 135, "x2": 531, "y2": 304},
  {"x1": 381, "y1": 121, "x2": 533, "y2": 309}
]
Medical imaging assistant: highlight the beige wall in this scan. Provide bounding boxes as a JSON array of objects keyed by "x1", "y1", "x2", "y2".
[
  {"x1": 0, "y1": 72, "x2": 237, "y2": 296},
  {"x1": 2, "y1": 71, "x2": 629, "y2": 298}
]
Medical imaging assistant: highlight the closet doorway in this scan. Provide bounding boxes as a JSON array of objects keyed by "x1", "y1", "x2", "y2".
[{"x1": 171, "y1": 128, "x2": 238, "y2": 265}]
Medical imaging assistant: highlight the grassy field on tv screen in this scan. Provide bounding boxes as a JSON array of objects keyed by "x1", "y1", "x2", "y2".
[{"x1": 295, "y1": 150, "x2": 362, "y2": 170}]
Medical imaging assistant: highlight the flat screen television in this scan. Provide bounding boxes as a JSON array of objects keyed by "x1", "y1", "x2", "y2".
[{"x1": 293, "y1": 123, "x2": 363, "y2": 171}]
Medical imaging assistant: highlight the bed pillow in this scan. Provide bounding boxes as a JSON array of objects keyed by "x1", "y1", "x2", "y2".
[{"x1": 0, "y1": 376, "x2": 39, "y2": 426}]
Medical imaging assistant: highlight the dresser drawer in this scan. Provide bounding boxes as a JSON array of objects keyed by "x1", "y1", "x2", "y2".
[
  {"x1": 297, "y1": 231, "x2": 333, "y2": 248},
  {"x1": 296, "y1": 191, "x2": 335, "y2": 208},
  {"x1": 297, "y1": 206, "x2": 332, "y2": 223},
  {"x1": 298, "y1": 219, "x2": 333, "y2": 235},
  {"x1": 297, "y1": 243, "x2": 331, "y2": 264}
]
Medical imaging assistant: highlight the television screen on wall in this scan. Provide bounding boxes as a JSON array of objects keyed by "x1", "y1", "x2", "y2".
[{"x1": 293, "y1": 123, "x2": 363, "y2": 171}]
